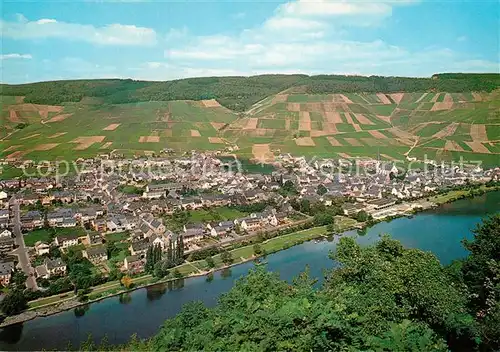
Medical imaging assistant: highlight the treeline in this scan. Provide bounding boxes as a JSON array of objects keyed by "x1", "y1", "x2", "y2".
[
  {"x1": 303, "y1": 74, "x2": 500, "y2": 94},
  {"x1": 2, "y1": 73, "x2": 498, "y2": 112}
]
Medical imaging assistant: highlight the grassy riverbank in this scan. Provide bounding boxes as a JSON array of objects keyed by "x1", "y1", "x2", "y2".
[
  {"x1": 429, "y1": 184, "x2": 500, "y2": 205},
  {"x1": 25, "y1": 216, "x2": 356, "y2": 311}
]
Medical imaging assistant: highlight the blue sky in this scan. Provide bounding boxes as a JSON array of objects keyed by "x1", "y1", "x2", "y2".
[{"x1": 1, "y1": 0, "x2": 498, "y2": 83}]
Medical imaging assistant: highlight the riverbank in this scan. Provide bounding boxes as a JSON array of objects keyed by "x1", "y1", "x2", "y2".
[
  {"x1": 0, "y1": 217, "x2": 357, "y2": 328},
  {"x1": 429, "y1": 184, "x2": 500, "y2": 205},
  {"x1": 1, "y1": 185, "x2": 497, "y2": 328}
]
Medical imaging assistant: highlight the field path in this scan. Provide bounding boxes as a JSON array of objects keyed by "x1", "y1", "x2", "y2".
[
  {"x1": 415, "y1": 93, "x2": 429, "y2": 104},
  {"x1": 404, "y1": 137, "x2": 420, "y2": 156}
]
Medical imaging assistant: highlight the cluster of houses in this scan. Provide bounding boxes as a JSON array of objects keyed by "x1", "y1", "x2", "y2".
[{"x1": 0, "y1": 152, "x2": 498, "y2": 287}]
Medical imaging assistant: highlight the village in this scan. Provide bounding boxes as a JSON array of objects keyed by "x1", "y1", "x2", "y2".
[{"x1": 0, "y1": 152, "x2": 498, "y2": 295}]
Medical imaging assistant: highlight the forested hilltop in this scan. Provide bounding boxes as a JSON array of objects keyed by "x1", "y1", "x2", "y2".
[
  {"x1": 79, "y1": 215, "x2": 500, "y2": 351},
  {"x1": 1, "y1": 73, "x2": 499, "y2": 111}
]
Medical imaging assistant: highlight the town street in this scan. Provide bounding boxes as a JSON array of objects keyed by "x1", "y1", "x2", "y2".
[{"x1": 9, "y1": 197, "x2": 38, "y2": 290}]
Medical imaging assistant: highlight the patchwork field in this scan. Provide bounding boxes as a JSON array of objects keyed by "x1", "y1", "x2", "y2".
[
  {"x1": 1, "y1": 89, "x2": 499, "y2": 166},
  {"x1": 221, "y1": 91, "x2": 499, "y2": 165}
]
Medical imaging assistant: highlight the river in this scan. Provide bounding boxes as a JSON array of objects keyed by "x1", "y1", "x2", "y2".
[{"x1": 1, "y1": 191, "x2": 499, "y2": 350}]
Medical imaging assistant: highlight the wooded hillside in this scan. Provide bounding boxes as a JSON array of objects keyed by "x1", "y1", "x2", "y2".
[{"x1": 2, "y1": 73, "x2": 499, "y2": 112}]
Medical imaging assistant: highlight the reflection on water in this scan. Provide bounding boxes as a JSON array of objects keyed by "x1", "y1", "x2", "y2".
[
  {"x1": 118, "y1": 293, "x2": 132, "y2": 305},
  {"x1": 433, "y1": 191, "x2": 500, "y2": 216},
  {"x1": 206, "y1": 272, "x2": 214, "y2": 282},
  {"x1": 146, "y1": 284, "x2": 167, "y2": 302},
  {"x1": 0, "y1": 323, "x2": 23, "y2": 344},
  {"x1": 220, "y1": 268, "x2": 232, "y2": 279},
  {"x1": 357, "y1": 228, "x2": 368, "y2": 236},
  {"x1": 74, "y1": 304, "x2": 90, "y2": 318}
]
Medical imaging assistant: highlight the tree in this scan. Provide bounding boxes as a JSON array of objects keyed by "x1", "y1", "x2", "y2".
[
  {"x1": 175, "y1": 235, "x2": 184, "y2": 265},
  {"x1": 313, "y1": 212, "x2": 334, "y2": 226},
  {"x1": 205, "y1": 257, "x2": 215, "y2": 269},
  {"x1": 10, "y1": 270, "x2": 27, "y2": 288},
  {"x1": 298, "y1": 199, "x2": 311, "y2": 214},
  {"x1": 317, "y1": 185, "x2": 327, "y2": 195},
  {"x1": 283, "y1": 180, "x2": 296, "y2": 192},
  {"x1": 461, "y1": 215, "x2": 500, "y2": 351},
  {"x1": 166, "y1": 241, "x2": 174, "y2": 266},
  {"x1": 253, "y1": 244, "x2": 263, "y2": 256},
  {"x1": 326, "y1": 223, "x2": 335, "y2": 233},
  {"x1": 153, "y1": 260, "x2": 170, "y2": 279},
  {"x1": 462, "y1": 215, "x2": 500, "y2": 310},
  {"x1": 120, "y1": 276, "x2": 133, "y2": 289},
  {"x1": 220, "y1": 250, "x2": 233, "y2": 265},
  {"x1": 172, "y1": 269, "x2": 183, "y2": 279},
  {"x1": 206, "y1": 272, "x2": 214, "y2": 282},
  {"x1": 0, "y1": 289, "x2": 27, "y2": 316},
  {"x1": 116, "y1": 216, "x2": 500, "y2": 351},
  {"x1": 355, "y1": 210, "x2": 371, "y2": 222},
  {"x1": 145, "y1": 245, "x2": 163, "y2": 274}
]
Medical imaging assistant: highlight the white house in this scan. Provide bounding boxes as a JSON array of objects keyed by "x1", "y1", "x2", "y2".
[
  {"x1": 54, "y1": 234, "x2": 79, "y2": 248},
  {"x1": 35, "y1": 241, "x2": 50, "y2": 256},
  {"x1": 0, "y1": 229, "x2": 11, "y2": 238}
]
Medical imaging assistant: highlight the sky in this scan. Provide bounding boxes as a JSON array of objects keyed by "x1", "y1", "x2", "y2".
[{"x1": 1, "y1": 0, "x2": 499, "y2": 83}]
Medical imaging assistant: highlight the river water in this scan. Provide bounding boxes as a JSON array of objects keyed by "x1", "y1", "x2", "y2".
[{"x1": 1, "y1": 191, "x2": 499, "y2": 351}]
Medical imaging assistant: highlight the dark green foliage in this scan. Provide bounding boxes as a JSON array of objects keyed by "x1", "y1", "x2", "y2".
[
  {"x1": 252, "y1": 243, "x2": 263, "y2": 256},
  {"x1": 220, "y1": 250, "x2": 233, "y2": 265},
  {"x1": 2, "y1": 74, "x2": 498, "y2": 112},
  {"x1": 175, "y1": 235, "x2": 184, "y2": 265},
  {"x1": 317, "y1": 184, "x2": 327, "y2": 195},
  {"x1": 461, "y1": 214, "x2": 500, "y2": 350},
  {"x1": 168, "y1": 210, "x2": 189, "y2": 232},
  {"x1": 14, "y1": 123, "x2": 28, "y2": 129},
  {"x1": 143, "y1": 257, "x2": 453, "y2": 351},
  {"x1": 145, "y1": 245, "x2": 163, "y2": 275},
  {"x1": 153, "y1": 260, "x2": 170, "y2": 279},
  {"x1": 63, "y1": 248, "x2": 103, "y2": 290},
  {"x1": 278, "y1": 180, "x2": 298, "y2": 196},
  {"x1": 172, "y1": 269, "x2": 183, "y2": 279},
  {"x1": 304, "y1": 74, "x2": 500, "y2": 95},
  {"x1": 462, "y1": 215, "x2": 500, "y2": 310},
  {"x1": 10, "y1": 270, "x2": 27, "y2": 288},
  {"x1": 99, "y1": 216, "x2": 500, "y2": 351},
  {"x1": 230, "y1": 201, "x2": 271, "y2": 213},
  {"x1": 0, "y1": 289, "x2": 27, "y2": 316},
  {"x1": 189, "y1": 247, "x2": 220, "y2": 261},
  {"x1": 205, "y1": 256, "x2": 215, "y2": 269},
  {"x1": 117, "y1": 185, "x2": 143, "y2": 195},
  {"x1": 290, "y1": 198, "x2": 310, "y2": 213},
  {"x1": 355, "y1": 210, "x2": 371, "y2": 222},
  {"x1": 47, "y1": 277, "x2": 73, "y2": 295},
  {"x1": 313, "y1": 212, "x2": 334, "y2": 226}
]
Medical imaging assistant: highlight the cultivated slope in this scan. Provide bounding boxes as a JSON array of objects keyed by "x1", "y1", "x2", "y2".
[{"x1": 1, "y1": 73, "x2": 499, "y2": 166}]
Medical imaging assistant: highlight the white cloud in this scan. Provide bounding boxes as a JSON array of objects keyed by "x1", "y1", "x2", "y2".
[
  {"x1": 0, "y1": 15, "x2": 157, "y2": 46},
  {"x1": 165, "y1": 26, "x2": 188, "y2": 41},
  {"x1": 279, "y1": 0, "x2": 392, "y2": 17},
  {"x1": 0, "y1": 53, "x2": 32, "y2": 60},
  {"x1": 150, "y1": 0, "x2": 497, "y2": 79},
  {"x1": 36, "y1": 19, "x2": 57, "y2": 24},
  {"x1": 263, "y1": 16, "x2": 325, "y2": 31},
  {"x1": 231, "y1": 12, "x2": 246, "y2": 20}
]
